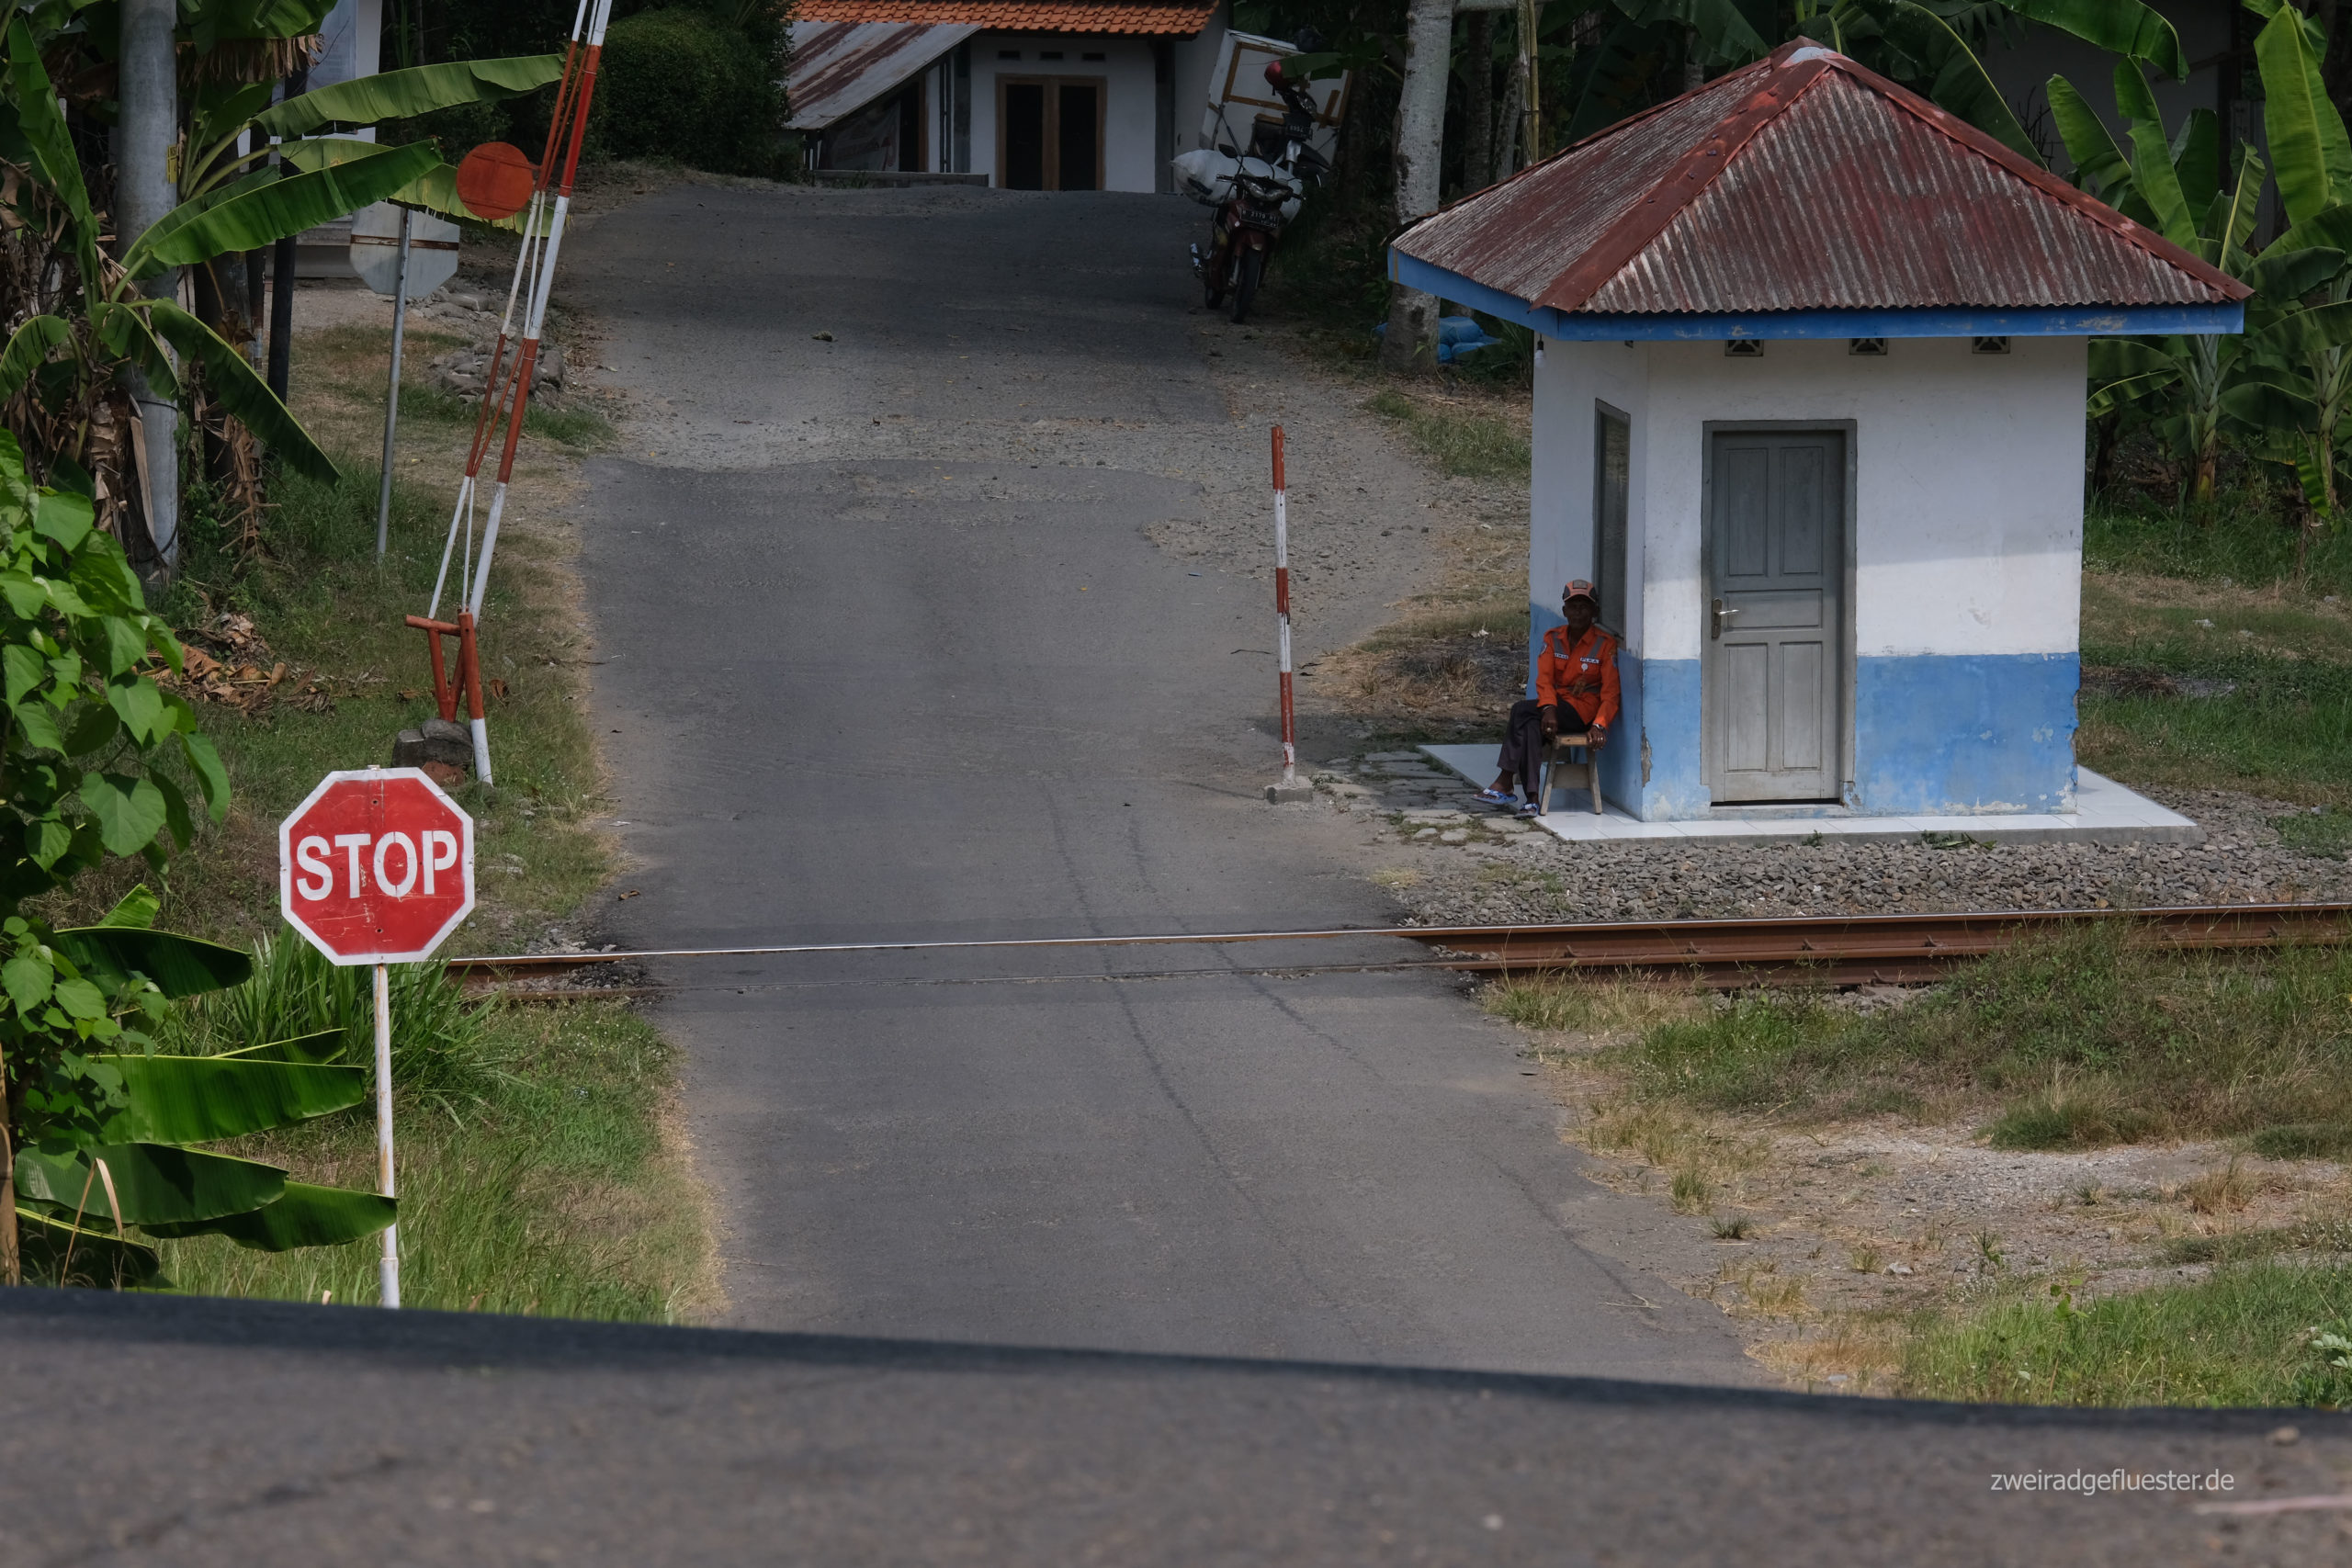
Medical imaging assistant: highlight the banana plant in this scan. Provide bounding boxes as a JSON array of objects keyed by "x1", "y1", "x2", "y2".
[
  {"x1": 175, "y1": 53, "x2": 564, "y2": 253},
  {"x1": 2063, "y1": 2, "x2": 2352, "y2": 513},
  {"x1": 10, "y1": 888, "x2": 394, "y2": 1288},
  {"x1": 0, "y1": 438, "x2": 392, "y2": 1287},
  {"x1": 0, "y1": 17, "x2": 388, "y2": 481},
  {"x1": 1566, "y1": 0, "x2": 2184, "y2": 160}
]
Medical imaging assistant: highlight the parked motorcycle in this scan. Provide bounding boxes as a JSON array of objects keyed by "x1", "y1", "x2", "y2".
[{"x1": 1178, "y1": 61, "x2": 1329, "y2": 325}]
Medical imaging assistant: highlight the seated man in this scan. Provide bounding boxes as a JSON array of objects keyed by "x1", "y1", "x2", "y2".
[{"x1": 1477, "y1": 579, "x2": 1622, "y2": 814}]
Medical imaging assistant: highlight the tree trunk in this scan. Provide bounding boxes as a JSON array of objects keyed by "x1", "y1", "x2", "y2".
[
  {"x1": 1464, "y1": 12, "x2": 1493, "y2": 195},
  {"x1": 2194, "y1": 443, "x2": 2219, "y2": 506},
  {"x1": 1683, "y1": 26, "x2": 1705, "y2": 92},
  {"x1": 1494, "y1": 61, "x2": 1523, "y2": 182},
  {"x1": 1, "y1": 1068, "x2": 17, "y2": 1286},
  {"x1": 118, "y1": 0, "x2": 180, "y2": 590},
  {"x1": 1384, "y1": 0, "x2": 1456, "y2": 372}
]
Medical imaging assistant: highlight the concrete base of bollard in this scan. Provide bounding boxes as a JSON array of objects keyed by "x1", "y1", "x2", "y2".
[{"x1": 1264, "y1": 780, "x2": 1316, "y2": 804}]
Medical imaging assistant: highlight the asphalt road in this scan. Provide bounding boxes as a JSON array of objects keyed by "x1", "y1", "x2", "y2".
[
  {"x1": 6, "y1": 1292, "x2": 2345, "y2": 1565},
  {"x1": 8, "y1": 186, "x2": 2346, "y2": 1567},
  {"x1": 560, "y1": 182, "x2": 1753, "y2": 1382}
]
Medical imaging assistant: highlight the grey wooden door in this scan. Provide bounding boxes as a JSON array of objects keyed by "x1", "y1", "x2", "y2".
[{"x1": 1705, "y1": 430, "x2": 1843, "y2": 803}]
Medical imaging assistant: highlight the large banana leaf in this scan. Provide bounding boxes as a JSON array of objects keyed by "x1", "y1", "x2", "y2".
[
  {"x1": 0, "y1": 314, "x2": 75, "y2": 407},
  {"x1": 2169, "y1": 108, "x2": 2221, "y2": 216},
  {"x1": 2045, "y1": 73, "x2": 2127, "y2": 194},
  {"x1": 1614, "y1": 0, "x2": 1770, "y2": 65},
  {"x1": 1870, "y1": 0, "x2": 2040, "y2": 164},
  {"x1": 2113, "y1": 63, "x2": 2192, "y2": 246},
  {"x1": 2204, "y1": 144, "x2": 2268, "y2": 274},
  {"x1": 284, "y1": 138, "x2": 541, "y2": 231},
  {"x1": 143, "y1": 1180, "x2": 395, "y2": 1250},
  {"x1": 2241, "y1": 243, "x2": 2346, "y2": 305},
  {"x1": 15, "y1": 1142, "x2": 287, "y2": 1224},
  {"x1": 210, "y1": 1028, "x2": 347, "y2": 1066},
  {"x1": 2252, "y1": 298, "x2": 2352, "y2": 359},
  {"x1": 145, "y1": 300, "x2": 338, "y2": 480},
  {"x1": 2257, "y1": 3, "x2": 2352, "y2": 229},
  {"x1": 122, "y1": 141, "x2": 441, "y2": 277},
  {"x1": 91, "y1": 1055, "x2": 365, "y2": 1144},
  {"x1": 13, "y1": 1206, "x2": 165, "y2": 1287},
  {"x1": 254, "y1": 55, "x2": 565, "y2": 139},
  {"x1": 186, "y1": 0, "x2": 336, "y2": 47},
  {"x1": 2004, "y1": 0, "x2": 2184, "y2": 80},
  {"x1": 6, "y1": 19, "x2": 98, "y2": 291},
  {"x1": 51, "y1": 924, "x2": 253, "y2": 998}
]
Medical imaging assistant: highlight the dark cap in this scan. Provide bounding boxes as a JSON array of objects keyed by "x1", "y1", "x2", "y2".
[{"x1": 1563, "y1": 579, "x2": 1598, "y2": 604}]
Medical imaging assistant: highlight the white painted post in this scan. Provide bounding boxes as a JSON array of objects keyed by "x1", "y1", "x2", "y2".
[
  {"x1": 376, "y1": 206, "x2": 413, "y2": 560},
  {"x1": 374, "y1": 961, "x2": 399, "y2": 1308},
  {"x1": 1274, "y1": 425, "x2": 1297, "y2": 785}
]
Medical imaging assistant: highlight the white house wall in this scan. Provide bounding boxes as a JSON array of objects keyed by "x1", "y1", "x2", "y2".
[
  {"x1": 967, "y1": 32, "x2": 1160, "y2": 190},
  {"x1": 1532, "y1": 335, "x2": 2086, "y2": 820}
]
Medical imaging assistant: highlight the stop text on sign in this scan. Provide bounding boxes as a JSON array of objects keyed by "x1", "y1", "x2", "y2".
[
  {"x1": 291, "y1": 829, "x2": 462, "y2": 900},
  {"x1": 278, "y1": 768, "x2": 476, "y2": 966}
]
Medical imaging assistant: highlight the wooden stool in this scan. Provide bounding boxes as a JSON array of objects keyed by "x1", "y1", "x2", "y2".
[{"x1": 1537, "y1": 732, "x2": 1604, "y2": 816}]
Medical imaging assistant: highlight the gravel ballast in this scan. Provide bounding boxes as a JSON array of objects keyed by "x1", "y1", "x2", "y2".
[{"x1": 1313, "y1": 753, "x2": 2352, "y2": 924}]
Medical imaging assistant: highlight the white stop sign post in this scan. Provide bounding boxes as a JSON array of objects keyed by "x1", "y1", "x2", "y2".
[
  {"x1": 279, "y1": 768, "x2": 476, "y2": 1307},
  {"x1": 350, "y1": 202, "x2": 461, "y2": 561}
]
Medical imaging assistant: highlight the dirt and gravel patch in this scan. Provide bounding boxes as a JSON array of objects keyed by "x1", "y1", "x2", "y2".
[{"x1": 1500, "y1": 1016, "x2": 2352, "y2": 1393}]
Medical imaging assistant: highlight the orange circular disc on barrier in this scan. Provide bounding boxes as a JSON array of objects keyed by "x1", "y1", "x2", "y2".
[{"x1": 456, "y1": 141, "x2": 537, "y2": 220}]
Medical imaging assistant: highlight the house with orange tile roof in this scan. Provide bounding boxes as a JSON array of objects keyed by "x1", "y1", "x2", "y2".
[{"x1": 789, "y1": 0, "x2": 1230, "y2": 189}]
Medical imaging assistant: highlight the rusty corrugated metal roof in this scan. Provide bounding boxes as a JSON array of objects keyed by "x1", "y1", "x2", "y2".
[
  {"x1": 788, "y1": 21, "x2": 976, "y2": 130},
  {"x1": 1396, "y1": 41, "x2": 2246, "y2": 316},
  {"x1": 795, "y1": 1, "x2": 1218, "y2": 34}
]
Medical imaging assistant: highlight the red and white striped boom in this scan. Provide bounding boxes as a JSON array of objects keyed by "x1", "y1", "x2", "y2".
[{"x1": 424, "y1": 0, "x2": 615, "y2": 784}]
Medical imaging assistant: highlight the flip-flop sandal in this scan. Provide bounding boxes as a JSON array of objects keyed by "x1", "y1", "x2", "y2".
[
  {"x1": 1474, "y1": 788, "x2": 1517, "y2": 808},
  {"x1": 1515, "y1": 800, "x2": 1543, "y2": 818}
]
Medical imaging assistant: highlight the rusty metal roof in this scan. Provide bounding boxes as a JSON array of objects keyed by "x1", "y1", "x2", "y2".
[
  {"x1": 787, "y1": 21, "x2": 976, "y2": 131},
  {"x1": 1396, "y1": 41, "x2": 2247, "y2": 317},
  {"x1": 795, "y1": 1, "x2": 1218, "y2": 34}
]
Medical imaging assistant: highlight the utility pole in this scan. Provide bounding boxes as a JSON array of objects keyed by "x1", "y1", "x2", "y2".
[{"x1": 117, "y1": 0, "x2": 178, "y2": 584}]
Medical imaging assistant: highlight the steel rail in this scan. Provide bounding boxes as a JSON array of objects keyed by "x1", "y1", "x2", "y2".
[{"x1": 454, "y1": 902, "x2": 2352, "y2": 990}]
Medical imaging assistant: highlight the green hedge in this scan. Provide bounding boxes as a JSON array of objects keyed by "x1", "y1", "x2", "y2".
[{"x1": 590, "y1": 6, "x2": 784, "y2": 175}]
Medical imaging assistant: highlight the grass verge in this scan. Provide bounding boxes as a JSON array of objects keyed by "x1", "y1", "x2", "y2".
[
  {"x1": 1577, "y1": 925, "x2": 2352, "y2": 1148},
  {"x1": 63, "y1": 306, "x2": 717, "y2": 1320},
  {"x1": 1899, "y1": 1265, "x2": 2352, "y2": 1407},
  {"x1": 157, "y1": 995, "x2": 711, "y2": 1320},
  {"x1": 1363, "y1": 388, "x2": 1530, "y2": 481}
]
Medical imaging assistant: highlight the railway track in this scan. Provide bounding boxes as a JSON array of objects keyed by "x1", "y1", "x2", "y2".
[{"x1": 453, "y1": 902, "x2": 2352, "y2": 994}]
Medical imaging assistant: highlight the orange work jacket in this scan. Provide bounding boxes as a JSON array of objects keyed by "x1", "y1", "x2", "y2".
[{"x1": 1536, "y1": 624, "x2": 1622, "y2": 731}]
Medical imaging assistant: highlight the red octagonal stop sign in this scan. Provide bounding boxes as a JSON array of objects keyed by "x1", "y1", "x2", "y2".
[{"x1": 279, "y1": 769, "x2": 476, "y2": 965}]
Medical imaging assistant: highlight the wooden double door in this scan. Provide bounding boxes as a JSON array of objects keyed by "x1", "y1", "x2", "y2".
[
  {"x1": 1000, "y1": 77, "x2": 1104, "y2": 190},
  {"x1": 1704, "y1": 428, "x2": 1847, "y2": 804}
]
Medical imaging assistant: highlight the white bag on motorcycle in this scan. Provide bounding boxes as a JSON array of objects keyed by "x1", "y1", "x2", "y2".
[{"x1": 1172, "y1": 148, "x2": 1240, "y2": 206}]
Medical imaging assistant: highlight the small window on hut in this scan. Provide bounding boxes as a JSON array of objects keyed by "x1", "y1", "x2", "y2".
[
  {"x1": 1849, "y1": 337, "x2": 1887, "y2": 355},
  {"x1": 1594, "y1": 403, "x2": 1631, "y2": 637},
  {"x1": 1082, "y1": 51, "x2": 1106, "y2": 60},
  {"x1": 1724, "y1": 340, "x2": 1764, "y2": 357},
  {"x1": 1973, "y1": 336, "x2": 2012, "y2": 355},
  {"x1": 999, "y1": 50, "x2": 1022, "y2": 59}
]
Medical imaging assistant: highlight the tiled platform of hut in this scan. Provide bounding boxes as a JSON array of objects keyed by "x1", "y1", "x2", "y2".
[{"x1": 1418, "y1": 746, "x2": 2201, "y2": 848}]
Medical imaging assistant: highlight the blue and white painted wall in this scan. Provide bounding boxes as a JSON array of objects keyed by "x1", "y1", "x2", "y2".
[{"x1": 1530, "y1": 333, "x2": 2086, "y2": 820}]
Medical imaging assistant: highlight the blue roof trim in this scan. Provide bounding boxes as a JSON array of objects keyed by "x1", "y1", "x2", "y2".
[{"x1": 1388, "y1": 251, "x2": 2246, "y2": 340}]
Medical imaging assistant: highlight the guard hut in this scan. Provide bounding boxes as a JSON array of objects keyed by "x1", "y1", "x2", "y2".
[{"x1": 1390, "y1": 41, "x2": 2245, "y2": 829}]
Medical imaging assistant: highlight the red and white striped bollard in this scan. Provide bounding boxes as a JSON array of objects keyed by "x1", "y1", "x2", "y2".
[{"x1": 1270, "y1": 425, "x2": 1305, "y2": 800}]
